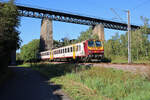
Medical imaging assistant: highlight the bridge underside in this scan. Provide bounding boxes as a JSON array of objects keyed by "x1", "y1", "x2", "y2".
[{"x1": 16, "y1": 5, "x2": 139, "y2": 31}]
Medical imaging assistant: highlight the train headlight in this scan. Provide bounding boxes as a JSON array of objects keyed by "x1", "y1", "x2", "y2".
[{"x1": 101, "y1": 51, "x2": 104, "y2": 53}]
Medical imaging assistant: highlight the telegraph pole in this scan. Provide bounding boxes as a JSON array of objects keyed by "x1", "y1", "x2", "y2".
[{"x1": 127, "y1": 10, "x2": 131, "y2": 63}]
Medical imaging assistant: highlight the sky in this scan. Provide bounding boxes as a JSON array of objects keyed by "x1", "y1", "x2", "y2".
[{"x1": 1, "y1": 0, "x2": 150, "y2": 49}]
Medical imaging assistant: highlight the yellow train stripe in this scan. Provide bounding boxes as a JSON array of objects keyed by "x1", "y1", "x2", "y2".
[
  {"x1": 50, "y1": 50, "x2": 53, "y2": 60},
  {"x1": 73, "y1": 45, "x2": 76, "y2": 59}
]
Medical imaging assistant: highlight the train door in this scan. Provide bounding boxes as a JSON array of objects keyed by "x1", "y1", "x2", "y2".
[
  {"x1": 73, "y1": 45, "x2": 76, "y2": 59},
  {"x1": 50, "y1": 50, "x2": 53, "y2": 61}
]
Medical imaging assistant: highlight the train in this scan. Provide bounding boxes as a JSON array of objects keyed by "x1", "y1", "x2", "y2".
[{"x1": 40, "y1": 39, "x2": 104, "y2": 62}]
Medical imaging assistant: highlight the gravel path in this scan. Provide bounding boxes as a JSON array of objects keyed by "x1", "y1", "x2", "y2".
[
  {"x1": 0, "y1": 67, "x2": 71, "y2": 100},
  {"x1": 93, "y1": 63, "x2": 150, "y2": 77}
]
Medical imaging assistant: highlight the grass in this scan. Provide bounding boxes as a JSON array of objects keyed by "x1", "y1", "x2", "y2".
[
  {"x1": 29, "y1": 63, "x2": 150, "y2": 100},
  {"x1": 110, "y1": 56, "x2": 150, "y2": 64},
  {"x1": 17, "y1": 63, "x2": 30, "y2": 67},
  {"x1": 133, "y1": 60, "x2": 150, "y2": 64}
]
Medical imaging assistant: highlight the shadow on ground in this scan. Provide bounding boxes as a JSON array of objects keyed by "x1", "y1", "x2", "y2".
[
  {"x1": 31, "y1": 63, "x2": 91, "y2": 79},
  {"x1": 0, "y1": 67, "x2": 69, "y2": 100}
]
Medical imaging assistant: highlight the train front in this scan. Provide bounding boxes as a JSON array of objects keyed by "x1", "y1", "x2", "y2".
[{"x1": 85, "y1": 40, "x2": 104, "y2": 60}]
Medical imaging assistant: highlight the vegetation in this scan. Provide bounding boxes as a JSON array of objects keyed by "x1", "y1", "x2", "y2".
[
  {"x1": 75, "y1": 27, "x2": 99, "y2": 43},
  {"x1": 20, "y1": 39, "x2": 40, "y2": 62},
  {"x1": 58, "y1": 27, "x2": 99, "y2": 46},
  {"x1": 104, "y1": 19, "x2": 150, "y2": 63},
  {"x1": 30, "y1": 63, "x2": 150, "y2": 100},
  {"x1": 19, "y1": 39, "x2": 66, "y2": 63},
  {"x1": 58, "y1": 18, "x2": 150, "y2": 63},
  {"x1": 0, "y1": 0, "x2": 21, "y2": 82}
]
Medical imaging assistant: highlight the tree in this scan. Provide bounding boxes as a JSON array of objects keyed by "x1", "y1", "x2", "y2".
[
  {"x1": 16, "y1": 53, "x2": 21, "y2": 61},
  {"x1": 61, "y1": 37, "x2": 70, "y2": 46},
  {"x1": 20, "y1": 39, "x2": 40, "y2": 62},
  {"x1": 104, "y1": 17, "x2": 150, "y2": 61},
  {"x1": 0, "y1": 0, "x2": 21, "y2": 71},
  {"x1": 76, "y1": 27, "x2": 99, "y2": 42}
]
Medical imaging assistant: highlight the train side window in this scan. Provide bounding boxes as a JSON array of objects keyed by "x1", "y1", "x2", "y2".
[
  {"x1": 63, "y1": 49, "x2": 64, "y2": 53},
  {"x1": 68, "y1": 48, "x2": 69, "y2": 53},
  {"x1": 61, "y1": 49, "x2": 62, "y2": 54},
  {"x1": 70, "y1": 47, "x2": 73, "y2": 52},
  {"x1": 56, "y1": 51, "x2": 57, "y2": 54}
]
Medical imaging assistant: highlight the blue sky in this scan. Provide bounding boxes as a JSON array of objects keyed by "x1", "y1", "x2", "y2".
[{"x1": 2, "y1": 0, "x2": 150, "y2": 48}]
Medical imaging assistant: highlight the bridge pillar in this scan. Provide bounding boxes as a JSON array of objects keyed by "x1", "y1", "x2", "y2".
[
  {"x1": 92, "y1": 24, "x2": 104, "y2": 41},
  {"x1": 40, "y1": 18, "x2": 53, "y2": 51}
]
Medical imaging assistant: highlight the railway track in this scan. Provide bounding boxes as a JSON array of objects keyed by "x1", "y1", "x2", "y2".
[{"x1": 43, "y1": 61, "x2": 150, "y2": 77}]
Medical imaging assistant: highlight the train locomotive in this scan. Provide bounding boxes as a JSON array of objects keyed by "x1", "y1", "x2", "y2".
[{"x1": 40, "y1": 39, "x2": 104, "y2": 62}]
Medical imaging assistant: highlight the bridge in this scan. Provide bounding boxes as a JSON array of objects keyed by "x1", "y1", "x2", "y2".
[
  {"x1": 0, "y1": 2, "x2": 140, "y2": 64},
  {"x1": 17, "y1": 5, "x2": 139, "y2": 31}
]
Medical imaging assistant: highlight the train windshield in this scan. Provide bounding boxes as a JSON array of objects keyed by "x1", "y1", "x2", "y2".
[
  {"x1": 88, "y1": 40, "x2": 94, "y2": 47},
  {"x1": 95, "y1": 41, "x2": 102, "y2": 47}
]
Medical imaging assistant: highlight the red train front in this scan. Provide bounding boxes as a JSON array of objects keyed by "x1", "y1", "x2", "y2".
[{"x1": 83, "y1": 40, "x2": 104, "y2": 61}]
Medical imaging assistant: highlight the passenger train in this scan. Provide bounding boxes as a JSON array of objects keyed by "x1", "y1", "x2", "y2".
[{"x1": 40, "y1": 39, "x2": 104, "y2": 62}]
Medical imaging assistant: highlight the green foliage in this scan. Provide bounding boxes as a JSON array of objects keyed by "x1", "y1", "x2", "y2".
[
  {"x1": 104, "y1": 20, "x2": 150, "y2": 62},
  {"x1": 20, "y1": 39, "x2": 40, "y2": 62},
  {"x1": 53, "y1": 40, "x2": 61, "y2": 48},
  {"x1": 57, "y1": 27, "x2": 99, "y2": 47},
  {"x1": 76, "y1": 27, "x2": 99, "y2": 43},
  {"x1": 0, "y1": 0, "x2": 21, "y2": 71},
  {"x1": 64, "y1": 67, "x2": 150, "y2": 100},
  {"x1": 0, "y1": 1, "x2": 21, "y2": 52},
  {"x1": 30, "y1": 63, "x2": 150, "y2": 100},
  {"x1": 16, "y1": 52, "x2": 21, "y2": 61},
  {"x1": 61, "y1": 37, "x2": 70, "y2": 46}
]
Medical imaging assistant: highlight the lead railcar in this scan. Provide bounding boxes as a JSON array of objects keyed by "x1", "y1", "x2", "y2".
[{"x1": 40, "y1": 39, "x2": 104, "y2": 62}]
